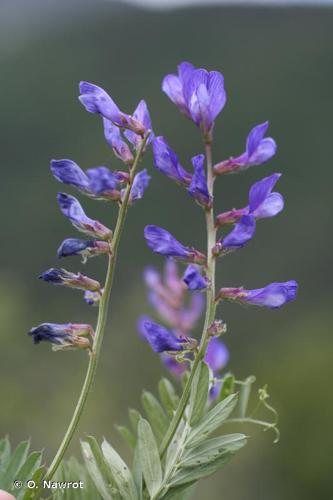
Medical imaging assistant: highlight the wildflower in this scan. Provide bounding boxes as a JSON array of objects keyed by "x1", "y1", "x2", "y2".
[
  {"x1": 213, "y1": 215, "x2": 256, "y2": 256},
  {"x1": 162, "y1": 61, "x2": 226, "y2": 133},
  {"x1": 141, "y1": 319, "x2": 197, "y2": 353},
  {"x1": 152, "y1": 137, "x2": 192, "y2": 186},
  {"x1": 28, "y1": 323, "x2": 93, "y2": 348},
  {"x1": 103, "y1": 119, "x2": 134, "y2": 165},
  {"x1": 79, "y1": 82, "x2": 146, "y2": 135},
  {"x1": 144, "y1": 225, "x2": 206, "y2": 264},
  {"x1": 182, "y1": 264, "x2": 208, "y2": 291},
  {"x1": 217, "y1": 281, "x2": 298, "y2": 308},
  {"x1": 39, "y1": 268, "x2": 101, "y2": 292},
  {"x1": 122, "y1": 169, "x2": 151, "y2": 204},
  {"x1": 51, "y1": 161, "x2": 122, "y2": 201},
  {"x1": 57, "y1": 193, "x2": 112, "y2": 240},
  {"x1": 214, "y1": 122, "x2": 277, "y2": 174},
  {"x1": 124, "y1": 100, "x2": 154, "y2": 151},
  {"x1": 141, "y1": 320, "x2": 184, "y2": 352},
  {"x1": 188, "y1": 154, "x2": 211, "y2": 208},
  {"x1": 216, "y1": 173, "x2": 284, "y2": 226},
  {"x1": 57, "y1": 238, "x2": 110, "y2": 261}
]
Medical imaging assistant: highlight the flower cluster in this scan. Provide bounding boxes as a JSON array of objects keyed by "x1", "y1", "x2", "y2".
[
  {"x1": 139, "y1": 61, "x2": 298, "y2": 398},
  {"x1": 28, "y1": 82, "x2": 153, "y2": 350},
  {"x1": 138, "y1": 260, "x2": 229, "y2": 382}
]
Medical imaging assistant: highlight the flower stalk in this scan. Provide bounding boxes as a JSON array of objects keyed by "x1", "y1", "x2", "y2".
[
  {"x1": 159, "y1": 140, "x2": 217, "y2": 457},
  {"x1": 44, "y1": 131, "x2": 151, "y2": 482}
]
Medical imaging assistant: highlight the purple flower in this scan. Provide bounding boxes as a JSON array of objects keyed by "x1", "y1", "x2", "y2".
[
  {"x1": 51, "y1": 159, "x2": 90, "y2": 191},
  {"x1": 152, "y1": 137, "x2": 192, "y2": 186},
  {"x1": 205, "y1": 338, "x2": 229, "y2": 372},
  {"x1": 214, "y1": 215, "x2": 256, "y2": 255},
  {"x1": 140, "y1": 320, "x2": 184, "y2": 352},
  {"x1": 85, "y1": 167, "x2": 121, "y2": 200},
  {"x1": 218, "y1": 280, "x2": 298, "y2": 308},
  {"x1": 103, "y1": 119, "x2": 134, "y2": 165},
  {"x1": 28, "y1": 323, "x2": 93, "y2": 348},
  {"x1": 79, "y1": 82, "x2": 145, "y2": 135},
  {"x1": 214, "y1": 122, "x2": 277, "y2": 174},
  {"x1": 188, "y1": 155, "x2": 211, "y2": 208},
  {"x1": 51, "y1": 160, "x2": 122, "y2": 201},
  {"x1": 183, "y1": 265, "x2": 208, "y2": 291},
  {"x1": 124, "y1": 100, "x2": 154, "y2": 150},
  {"x1": 144, "y1": 225, "x2": 206, "y2": 264},
  {"x1": 39, "y1": 268, "x2": 101, "y2": 292},
  {"x1": 57, "y1": 193, "x2": 112, "y2": 240},
  {"x1": 248, "y1": 173, "x2": 284, "y2": 219},
  {"x1": 122, "y1": 169, "x2": 151, "y2": 204},
  {"x1": 216, "y1": 173, "x2": 284, "y2": 226},
  {"x1": 57, "y1": 238, "x2": 110, "y2": 261},
  {"x1": 162, "y1": 62, "x2": 226, "y2": 133}
]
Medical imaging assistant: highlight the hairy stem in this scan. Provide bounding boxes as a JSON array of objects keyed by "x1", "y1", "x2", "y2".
[
  {"x1": 44, "y1": 131, "x2": 151, "y2": 481},
  {"x1": 159, "y1": 140, "x2": 217, "y2": 458}
]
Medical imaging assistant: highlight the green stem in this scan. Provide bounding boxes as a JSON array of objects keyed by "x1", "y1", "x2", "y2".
[
  {"x1": 44, "y1": 131, "x2": 151, "y2": 481},
  {"x1": 159, "y1": 140, "x2": 217, "y2": 458}
]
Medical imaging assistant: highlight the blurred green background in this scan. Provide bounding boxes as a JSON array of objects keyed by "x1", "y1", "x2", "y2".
[{"x1": 1, "y1": 1, "x2": 332, "y2": 498}]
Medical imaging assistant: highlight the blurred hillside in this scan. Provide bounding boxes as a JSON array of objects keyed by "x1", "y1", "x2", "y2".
[{"x1": 0, "y1": 2, "x2": 332, "y2": 499}]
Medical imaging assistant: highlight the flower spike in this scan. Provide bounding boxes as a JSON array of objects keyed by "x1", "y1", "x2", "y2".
[
  {"x1": 57, "y1": 193, "x2": 112, "y2": 240},
  {"x1": 214, "y1": 121, "x2": 277, "y2": 174},
  {"x1": 144, "y1": 225, "x2": 206, "y2": 264}
]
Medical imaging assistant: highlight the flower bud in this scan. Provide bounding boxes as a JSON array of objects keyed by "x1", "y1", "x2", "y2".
[
  {"x1": 28, "y1": 323, "x2": 94, "y2": 349},
  {"x1": 39, "y1": 268, "x2": 101, "y2": 292}
]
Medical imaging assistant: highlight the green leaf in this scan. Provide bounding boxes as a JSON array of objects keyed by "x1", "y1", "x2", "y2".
[
  {"x1": 160, "y1": 481, "x2": 197, "y2": 500},
  {"x1": 129, "y1": 409, "x2": 142, "y2": 433},
  {"x1": 101, "y1": 439, "x2": 138, "y2": 500},
  {"x1": 141, "y1": 391, "x2": 169, "y2": 443},
  {"x1": 2, "y1": 440, "x2": 30, "y2": 490},
  {"x1": 81, "y1": 439, "x2": 113, "y2": 500},
  {"x1": 188, "y1": 362, "x2": 209, "y2": 426},
  {"x1": 132, "y1": 444, "x2": 142, "y2": 500},
  {"x1": 168, "y1": 451, "x2": 236, "y2": 487},
  {"x1": 22, "y1": 465, "x2": 45, "y2": 500},
  {"x1": 180, "y1": 434, "x2": 247, "y2": 468},
  {"x1": 219, "y1": 374, "x2": 235, "y2": 401},
  {"x1": 238, "y1": 376, "x2": 256, "y2": 418},
  {"x1": 0, "y1": 437, "x2": 11, "y2": 477},
  {"x1": 15, "y1": 452, "x2": 42, "y2": 500},
  {"x1": 186, "y1": 394, "x2": 238, "y2": 447},
  {"x1": 137, "y1": 419, "x2": 162, "y2": 498},
  {"x1": 115, "y1": 425, "x2": 136, "y2": 449},
  {"x1": 158, "y1": 378, "x2": 180, "y2": 417}
]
